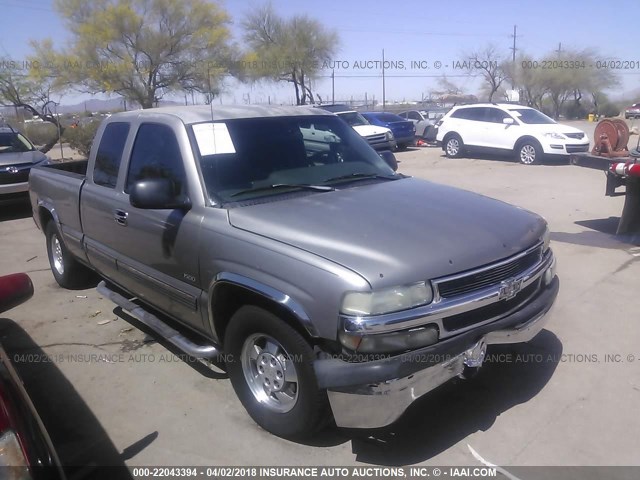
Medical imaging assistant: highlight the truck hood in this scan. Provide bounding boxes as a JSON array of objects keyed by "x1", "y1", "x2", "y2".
[
  {"x1": 351, "y1": 124, "x2": 391, "y2": 137},
  {"x1": 228, "y1": 178, "x2": 546, "y2": 288},
  {"x1": 0, "y1": 150, "x2": 48, "y2": 167}
]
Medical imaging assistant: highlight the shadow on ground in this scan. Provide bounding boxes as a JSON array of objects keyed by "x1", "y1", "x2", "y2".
[
  {"x1": 0, "y1": 318, "x2": 141, "y2": 479},
  {"x1": 440, "y1": 151, "x2": 570, "y2": 166},
  {"x1": 298, "y1": 329, "x2": 562, "y2": 464},
  {"x1": 551, "y1": 218, "x2": 640, "y2": 248}
]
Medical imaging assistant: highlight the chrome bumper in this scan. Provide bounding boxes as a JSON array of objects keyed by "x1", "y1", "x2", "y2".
[{"x1": 326, "y1": 281, "x2": 557, "y2": 429}]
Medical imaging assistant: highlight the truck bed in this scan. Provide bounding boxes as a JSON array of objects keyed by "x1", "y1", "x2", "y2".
[{"x1": 29, "y1": 160, "x2": 87, "y2": 240}]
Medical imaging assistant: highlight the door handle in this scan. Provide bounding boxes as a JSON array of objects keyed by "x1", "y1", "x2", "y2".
[{"x1": 114, "y1": 209, "x2": 128, "y2": 226}]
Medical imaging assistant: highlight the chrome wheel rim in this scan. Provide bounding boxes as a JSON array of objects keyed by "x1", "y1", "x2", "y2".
[
  {"x1": 50, "y1": 234, "x2": 64, "y2": 275},
  {"x1": 241, "y1": 333, "x2": 299, "y2": 413},
  {"x1": 520, "y1": 144, "x2": 536, "y2": 164},
  {"x1": 446, "y1": 138, "x2": 459, "y2": 156}
]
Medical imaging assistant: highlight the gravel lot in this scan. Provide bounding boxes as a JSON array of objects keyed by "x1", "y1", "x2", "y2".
[{"x1": 1, "y1": 120, "x2": 639, "y2": 475}]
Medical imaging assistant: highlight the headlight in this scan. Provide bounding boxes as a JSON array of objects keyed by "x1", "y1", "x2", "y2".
[
  {"x1": 339, "y1": 325, "x2": 439, "y2": 353},
  {"x1": 341, "y1": 282, "x2": 433, "y2": 316},
  {"x1": 385, "y1": 131, "x2": 394, "y2": 140},
  {"x1": 542, "y1": 226, "x2": 551, "y2": 252},
  {"x1": 543, "y1": 132, "x2": 565, "y2": 139}
]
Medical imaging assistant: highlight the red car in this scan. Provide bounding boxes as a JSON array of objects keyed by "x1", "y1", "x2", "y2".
[
  {"x1": 0, "y1": 273, "x2": 65, "y2": 480},
  {"x1": 624, "y1": 102, "x2": 640, "y2": 119}
]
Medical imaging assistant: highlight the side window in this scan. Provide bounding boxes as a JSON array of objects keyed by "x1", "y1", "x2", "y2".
[
  {"x1": 451, "y1": 108, "x2": 470, "y2": 120},
  {"x1": 487, "y1": 108, "x2": 510, "y2": 123},
  {"x1": 93, "y1": 122, "x2": 130, "y2": 188},
  {"x1": 125, "y1": 123, "x2": 186, "y2": 196},
  {"x1": 408, "y1": 112, "x2": 421, "y2": 121}
]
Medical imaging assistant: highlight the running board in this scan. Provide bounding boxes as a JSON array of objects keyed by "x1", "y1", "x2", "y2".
[{"x1": 97, "y1": 281, "x2": 222, "y2": 360}]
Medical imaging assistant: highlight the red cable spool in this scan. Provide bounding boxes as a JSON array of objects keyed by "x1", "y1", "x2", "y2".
[
  {"x1": 592, "y1": 119, "x2": 630, "y2": 156},
  {"x1": 611, "y1": 119, "x2": 630, "y2": 150}
]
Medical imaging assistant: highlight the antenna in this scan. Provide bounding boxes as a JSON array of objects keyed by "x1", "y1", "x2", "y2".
[{"x1": 208, "y1": 66, "x2": 217, "y2": 153}]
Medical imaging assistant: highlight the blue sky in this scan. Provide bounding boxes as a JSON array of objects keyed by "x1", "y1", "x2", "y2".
[{"x1": 1, "y1": 0, "x2": 639, "y2": 106}]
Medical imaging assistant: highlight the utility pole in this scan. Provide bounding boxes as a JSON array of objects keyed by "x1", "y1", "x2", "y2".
[
  {"x1": 382, "y1": 49, "x2": 386, "y2": 112},
  {"x1": 509, "y1": 25, "x2": 518, "y2": 89},
  {"x1": 331, "y1": 68, "x2": 335, "y2": 104},
  {"x1": 556, "y1": 42, "x2": 562, "y2": 54}
]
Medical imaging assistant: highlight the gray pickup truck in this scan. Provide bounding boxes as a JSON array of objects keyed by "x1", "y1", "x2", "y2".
[{"x1": 29, "y1": 105, "x2": 558, "y2": 438}]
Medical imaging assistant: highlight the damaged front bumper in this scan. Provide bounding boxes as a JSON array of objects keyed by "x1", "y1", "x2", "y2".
[{"x1": 314, "y1": 276, "x2": 559, "y2": 429}]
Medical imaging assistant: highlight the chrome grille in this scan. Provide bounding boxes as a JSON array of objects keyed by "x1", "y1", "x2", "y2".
[
  {"x1": 436, "y1": 246, "x2": 543, "y2": 298},
  {"x1": 366, "y1": 134, "x2": 386, "y2": 144},
  {"x1": 442, "y1": 279, "x2": 540, "y2": 331},
  {"x1": 564, "y1": 132, "x2": 585, "y2": 140},
  {"x1": 0, "y1": 167, "x2": 30, "y2": 185}
]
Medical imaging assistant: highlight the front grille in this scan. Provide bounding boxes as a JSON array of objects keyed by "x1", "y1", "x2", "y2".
[
  {"x1": 0, "y1": 168, "x2": 30, "y2": 185},
  {"x1": 442, "y1": 279, "x2": 540, "y2": 332},
  {"x1": 437, "y1": 246, "x2": 542, "y2": 298},
  {"x1": 566, "y1": 144, "x2": 589, "y2": 153},
  {"x1": 366, "y1": 134, "x2": 387, "y2": 144},
  {"x1": 564, "y1": 132, "x2": 585, "y2": 140}
]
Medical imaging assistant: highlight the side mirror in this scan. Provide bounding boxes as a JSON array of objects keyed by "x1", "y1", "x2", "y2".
[
  {"x1": 379, "y1": 150, "x2": 398, "y2": 171},
  {"x1": 130, "y1": 178, "x2": 191, "y2": 210},
  {"x1": 503, "y1": 118, "x2": 515, "y2": 125},
  {"x1": 0, "y1": 273, "x2": 34, "y2": 314}
]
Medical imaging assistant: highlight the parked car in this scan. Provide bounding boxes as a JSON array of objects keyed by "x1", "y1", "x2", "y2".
[
  {"x1": 0, "y1": 124, "x2": 50, "y2": 205},
  {"x1": 361, "y1": 112, "x2": 415, "y2": 149},
  {"x1": 435, "y1": 103, "x2": 589, "y2": 165},
  {"x1": 0, "y1": 273, "x2": 66, "y2": 479},
  {"x1": 398, "y1": 108, "x2": 448, "y2": 141},
  {"x1": 624, "y1": 103, "x2": 640, "y2": 119},
  {"x1": 316, "y1": 104, "x2": 396, "y2": 151},
  {"x1": 30, "y1": 105, "x2": 558, "y2": 438}
]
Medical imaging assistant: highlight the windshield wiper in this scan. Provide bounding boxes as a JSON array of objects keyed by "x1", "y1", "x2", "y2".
[
  {"x1": 324, "y1": 173, "x2": 403, "y2": 183},
  {"x1": 230, "y1": 183, "x2": 335, "y2": 198}
]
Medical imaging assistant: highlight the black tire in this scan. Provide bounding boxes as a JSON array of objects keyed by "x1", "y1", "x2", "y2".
[
  {"x1": 45, "y1": 221, "x2": 95, "y2": 289},
  {"x1": 515, "y1": 139, "x2": 543, "y2": 165},
  {"x1": 224, "y1": 306, "x2": 329, "y2": 439},
  {"x1": 444, "y1": 134, "x2": 464, "y2": 158}
]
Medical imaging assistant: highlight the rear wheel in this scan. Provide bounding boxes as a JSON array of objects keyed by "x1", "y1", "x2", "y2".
[
  {"x1": 444, "y1": 134, "x2": 463, "y2": 158},
  {"x1": 516, "y1": 139, "x2": 543, "y2": 165},
  {"x1": 45, "y1": 221, "x2": 95, "y2": 289},
  {"x1": 224, "y1": 306, "x2": 329, "y2": 438}
]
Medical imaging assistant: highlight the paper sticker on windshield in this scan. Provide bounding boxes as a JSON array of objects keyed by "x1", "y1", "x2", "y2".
[{"x1": 193, "y1": 123, "x2": 236, "y2": 155}]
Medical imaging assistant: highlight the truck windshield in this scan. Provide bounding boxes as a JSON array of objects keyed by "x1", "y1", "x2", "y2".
[{"x1": 192, "y1": 115, "x2": 397, "y2": 202}]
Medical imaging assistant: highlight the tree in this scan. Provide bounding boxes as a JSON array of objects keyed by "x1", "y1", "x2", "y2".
[
  {"x1": 465, "y1": 45, "x2": 511, "y2": 102},
  {"x1": 49, "y1": 0, "x2": 235, "y2": 108},
  {"x1": 513, "y1": 48, "x2": 620, "y2": 119},
  {"x1": 242, "y1": 3, "x2": 339, "y2": 105},
  {"x1": 0, "y1": 51, "x2": 68, "y2": 153},
  {"x1": 516, "y1": 54, "x2": 547, "y2": 109}
]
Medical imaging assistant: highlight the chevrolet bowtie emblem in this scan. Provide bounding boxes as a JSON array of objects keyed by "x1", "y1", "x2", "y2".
[{"x1": 498, "y1": 278, "x2": 523, "y2": 300}]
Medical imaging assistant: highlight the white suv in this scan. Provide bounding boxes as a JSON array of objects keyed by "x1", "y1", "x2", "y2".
[{"x1": 435, "y1": 103, "x2": 589, "y2": 164}]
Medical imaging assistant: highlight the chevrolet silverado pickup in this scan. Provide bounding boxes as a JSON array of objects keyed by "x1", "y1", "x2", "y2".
[{"x1": 29, "y1": 105, "x2": 558, "y2": 438}]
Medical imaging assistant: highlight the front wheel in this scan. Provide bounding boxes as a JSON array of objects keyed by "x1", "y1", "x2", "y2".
[
  {"x1": 224, "y1": 306, "x2": 329, "y2": 438},
  {"x1": 516, "y1": 140, "x2": 543, "y2": 165},
  {"x1": 45, "y1": 222, "x2": 95, "y2": 289}
]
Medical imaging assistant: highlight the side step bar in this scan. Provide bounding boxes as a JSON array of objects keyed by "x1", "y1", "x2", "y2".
[{"x1": 97, "y1": 281, "x2": 222, "y2": 360}]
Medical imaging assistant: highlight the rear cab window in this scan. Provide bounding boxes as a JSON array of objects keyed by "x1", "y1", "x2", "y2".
[{"x1": 93, "y1": 122, "x2": 130, "y2": 188}]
